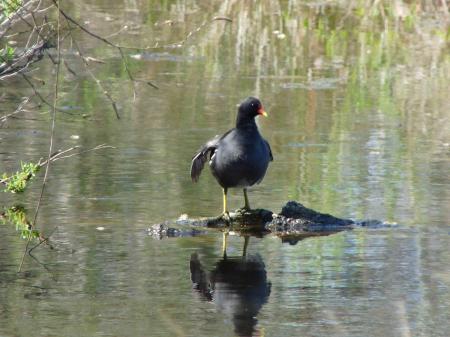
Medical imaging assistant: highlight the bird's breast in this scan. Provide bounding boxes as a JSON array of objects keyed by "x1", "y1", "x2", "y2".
[{"x1": 209, "y1": 136, "x2": 270, "y2": 188}]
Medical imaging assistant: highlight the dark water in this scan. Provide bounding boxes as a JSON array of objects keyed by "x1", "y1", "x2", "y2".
[{"x1": 1, "y1": 1, "x2": 449, "y2": 336}]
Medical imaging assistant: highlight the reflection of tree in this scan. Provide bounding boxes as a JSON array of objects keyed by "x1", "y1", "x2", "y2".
[{"x1": 190, "y1": 251, "x2": 271, "y2": 337}]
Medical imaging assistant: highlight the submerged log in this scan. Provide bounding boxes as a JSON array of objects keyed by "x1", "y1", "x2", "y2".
[{"x1": 149, "y1": 201, "x2": 359, "y2": 243}]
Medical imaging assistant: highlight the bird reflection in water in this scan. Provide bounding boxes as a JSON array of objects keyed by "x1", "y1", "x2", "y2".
[{"x1": 190, "y1": 235, "x2": 271, "y2": 337}]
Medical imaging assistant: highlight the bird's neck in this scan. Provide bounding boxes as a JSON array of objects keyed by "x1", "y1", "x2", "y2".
[{"x1": 236, "y1": 116, "x2": 257, "y2": 130}]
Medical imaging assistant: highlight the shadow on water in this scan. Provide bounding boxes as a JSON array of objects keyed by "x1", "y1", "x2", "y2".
[
  {"x1": 190, "y1": 241, "x2": 271, "y2": 337},
  {"x1": 188, "y1": 229, "x2": 349, "y2": 336}
]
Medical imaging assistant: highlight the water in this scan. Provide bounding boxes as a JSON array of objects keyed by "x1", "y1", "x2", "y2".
[{"x1": 1, "y1": 1, "x2": 449, "y2": 336}]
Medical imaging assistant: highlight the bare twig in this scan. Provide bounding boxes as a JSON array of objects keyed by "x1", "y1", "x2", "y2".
[
  {"x1": 19, "y1": 1, "x2": 62, "y2": 272},
  {"x1": 65, "y1": 19, "x2": 121, "y2": 119},
  {"x1": 0, "y1": 39, "x2": 49, "y2": 80},
  {"x1": 36, "y1": 144, "x2": 115, "y2": 167},
  {"x1": 48, "y1": 1, "x2": 227, "y2": 91},
  {"x1": 0, "y1": 94, "x2": 35, "y2": 126},
  {"x1": 171, "y1": 16, "x2": 233, "y2": 48},
  {"x1": 0, "y1": 0, "x2": 41, "y2": 37},
  {"x1": 36, "y1": 146, "x2": 81, "y2": 167},
  {"x1": 20, "y1": 73, "x2": 65, "y2": 111},
  {"x1": 51, "y1": 0, "x2": 155, "y2": 96},
  {"x1": 63, "y1": 59, "x2": 76, "y2": 76},
  {"x1": 46, "y1": 144, "x2": 115, "y2": 161},
  {"x1": 0, "y1": 144, "x2": 115, "y2": 187},
  {"x1": 29, "y1": 225, "x2": 58, "y2": 253},
  {"x1": 1, "y1": 0, "x2": 51, "y2": 43}
]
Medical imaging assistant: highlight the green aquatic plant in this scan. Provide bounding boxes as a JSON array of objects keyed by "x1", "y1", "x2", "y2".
[
  {"x1": 0, "y1": 205, "x2": 40, "y2": 240},
  {"x1": 1, "y1": 162, "x2": 40, "y2": 193},
  {"x1": 0, "y1": 43, "x2": 15, "y2": 63},
  {"x1": 0, "y1": 0, "x2": 22, "y2": 18}
]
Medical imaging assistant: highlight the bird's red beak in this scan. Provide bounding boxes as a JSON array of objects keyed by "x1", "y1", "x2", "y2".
[{"x1": 258, "y1": 106, "x2": 268, "y2": 117}]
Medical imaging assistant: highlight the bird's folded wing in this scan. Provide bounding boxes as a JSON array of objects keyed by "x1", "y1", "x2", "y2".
[{"x1": 264, "y1": 139, "x2": 273, "y2": 161}]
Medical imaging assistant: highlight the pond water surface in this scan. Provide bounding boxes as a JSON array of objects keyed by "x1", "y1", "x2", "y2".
[{"x1": 1, "y1": 1, "x2": 449, "y2": 337}]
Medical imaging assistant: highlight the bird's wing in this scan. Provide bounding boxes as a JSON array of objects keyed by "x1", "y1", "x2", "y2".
[
  {"x1": 190, "y1": 132, "x2": 229, "y2": 182},
  {"x1": 264, "y1": 139, "x2": 273, "y2": 161}
]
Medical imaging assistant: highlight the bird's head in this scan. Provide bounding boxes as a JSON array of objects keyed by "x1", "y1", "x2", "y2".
[
  {"x1": 238, "y1": 97, "x2": 267, "y2": 117},
  {"x1": 236, "y1": 97, "x2": 267, "y2": 127}
]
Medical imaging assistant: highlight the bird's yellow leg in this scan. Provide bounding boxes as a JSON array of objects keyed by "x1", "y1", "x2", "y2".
[
  {"x1": 243, "y1": 236, "x2": 250, "y2": 257},
  {"x1": 222, "y1": 188, "x2": 229, "y2": 216},
  {"x1": 222, "y1": 231, "x2": 229, "y2": 257},
  {"x1": 243, "y1": 188, "x2": 251, "y2": 210}
]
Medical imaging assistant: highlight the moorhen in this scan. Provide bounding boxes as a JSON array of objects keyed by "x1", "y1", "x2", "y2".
[
  {"x1": 190, "y1": 97, "x2": 273, "y2": 216},
  {"x1": 190, "y1": 252, "x2": 271, "y2": 337}
]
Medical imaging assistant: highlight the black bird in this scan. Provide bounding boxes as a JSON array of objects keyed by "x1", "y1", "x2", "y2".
[
  {"x1": 190, "y1": 252, "x2": 271, "y2": 337},
  {"x1": 191, "y1": 97, "x2": 273, "y2": 215}
]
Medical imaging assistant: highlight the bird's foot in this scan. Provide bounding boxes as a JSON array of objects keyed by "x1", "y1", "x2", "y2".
[
  {"x1": 219, "y1": 211, "x2": 231, "y2": 222},
  {"x1": 237, "y1": 206, "x2": 252, "y2": 215}
]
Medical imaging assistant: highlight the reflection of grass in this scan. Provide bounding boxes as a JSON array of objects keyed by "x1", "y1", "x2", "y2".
[
  {"x1": 0, "y1": 205, "x2": 40, "y2": 240},
  {"x1": 53, "y1": 0, "x2": 449, "y2": 225},
  {"x1": 129, "y1": 0, "x2": 449, "y2": 115}
]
